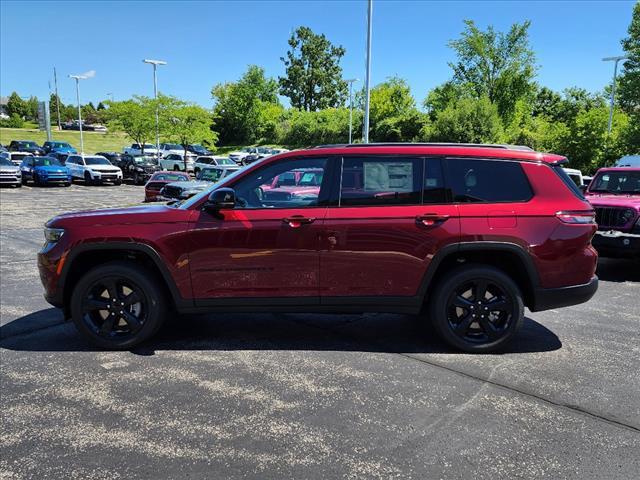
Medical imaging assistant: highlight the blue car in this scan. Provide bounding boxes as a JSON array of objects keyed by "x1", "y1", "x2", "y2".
[
  {"x1": 20, "y1": 156, "x2": 72, "y2": 186},
  {"x1": 42, "y1": 141, "x2": 77, "y2": 155}
]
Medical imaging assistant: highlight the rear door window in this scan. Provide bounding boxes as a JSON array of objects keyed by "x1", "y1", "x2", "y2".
[
  {"x1": 445, "y1": 158, "x2": 533, "y2": 203},
  {"x1": 339, "y1": 156, "x2": 424, "y2": 206}
]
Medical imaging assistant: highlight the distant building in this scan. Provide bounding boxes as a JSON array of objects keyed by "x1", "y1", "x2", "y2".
[{"x1": 0, "y1": 96, "x2": 9, "y2": 119}]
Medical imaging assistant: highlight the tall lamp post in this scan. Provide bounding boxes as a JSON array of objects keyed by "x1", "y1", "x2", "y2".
[
  {"x1": 143, "y1": 59, "x2": 167, "y2": 156},
  {"x1": 346, "y1": 78, "x2": 359, "y2": 144},
  {"x1": 68, "y1": 70, "x2": 95, "y2": 156},
  {"x1": 362, "y1": 0, "x2": 373, "y2": 143},
  {"x1": 602, "y1": 55, "x2": 629, "y2": 134}
]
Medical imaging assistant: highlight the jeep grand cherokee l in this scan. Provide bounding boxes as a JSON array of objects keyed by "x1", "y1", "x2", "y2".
[{"x1": 38, "y1": 144, "x2": 599, "y2": 352}]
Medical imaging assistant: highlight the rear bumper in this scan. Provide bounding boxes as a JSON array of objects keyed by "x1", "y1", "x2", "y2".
[
  {"x1": 592, "y1": 230, "x2": 640, "y2": 258},
  {"x1": 530, "y1": 276, "x2": 598, "y2": 312}
]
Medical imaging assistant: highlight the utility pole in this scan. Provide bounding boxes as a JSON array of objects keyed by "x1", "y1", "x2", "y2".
[
  {"x1": 602, "y1": 55, "x2": 629, "y2": 134},
  {"x1": 363, "y1": 0, "x2": 373, "y2": 143},
  {"x1": 54, "y1": 67, "x2": 62, "y2": 130},
  {"x1": 143, "y1": 59, "x2": 167, "y2": 157},
  {"x1": 346, "y1": 78, "x2": 359, "y2": 144}
]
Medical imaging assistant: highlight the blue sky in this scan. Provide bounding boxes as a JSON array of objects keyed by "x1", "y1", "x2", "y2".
[{"x1": 0, "y1": 0, "x2": 635, "y2": 108}]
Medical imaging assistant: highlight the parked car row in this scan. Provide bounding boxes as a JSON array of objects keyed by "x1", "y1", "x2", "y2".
[{"x1": 228, "y1": 146, "x2": 290, "y2": 165}]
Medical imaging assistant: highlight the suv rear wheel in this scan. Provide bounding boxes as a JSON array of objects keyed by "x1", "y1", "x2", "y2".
[
  {"x1": 428, "y1": 265, "x2": 524, "y2": 353},
  {"x1": 70, "y1": 261, "x2": 167, "y2": 349}
]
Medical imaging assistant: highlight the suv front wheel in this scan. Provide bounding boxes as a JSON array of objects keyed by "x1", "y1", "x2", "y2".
[
  {"x1": 428, "y1": 265, "x2": 524, "y2": 353},
  {"x1": 70, "y1": 261, "x2": 167, "y2": 349}
]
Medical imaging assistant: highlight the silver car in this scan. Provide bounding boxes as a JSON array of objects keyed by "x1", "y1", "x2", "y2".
[{"x1": 0, "y1": 155, "x2": 22, "y2": 187}]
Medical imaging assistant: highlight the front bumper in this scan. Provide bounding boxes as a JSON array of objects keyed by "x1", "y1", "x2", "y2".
[
  {"x1": 0, "y1": 173, "x2": 21, "y2": 185},
  {"x1": 531, "y1": 276, "x2": 598, "y2": 312},
  {"x1": 592, "y1": 230, "x2": 640, "y2": 258}
]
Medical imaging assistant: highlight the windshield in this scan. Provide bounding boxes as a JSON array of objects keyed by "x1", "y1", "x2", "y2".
[
  {"x1": 178, "y1": 165, "x2": 248, "y2": 209},
  {"x1": 200, "y1": 168, "x2": 224, "y2": 182},
  {"x1": 134, "y1": 156, "x2": 157, "y2": 164},
  {"x1": 85, "y1": 157, "x2": 111, "y2": 165},
  {"x1": 53, "y1": 142, "x2": 70, "y2": 148},
  {"x1": 0, "y1": 157, "x2": 13, "y2": 166},
  {"x1": 218, "y1": 158, "x2": 235, "y2": 165},
  {"x1": 19, "y1": 141, "x2": 38, "y2": 148},
  {"x1": 151, "y1": 172, "x2": 189, "y2": 182},
  {"x1": 590, "y1": 171, "x2": 640, "y2": 194},
  {"x1": 34, "y1": 157, "x2": 62, "y2": 166},
  {"x1": 163, "y1": 144, "x2": 182, "y2": 150}
]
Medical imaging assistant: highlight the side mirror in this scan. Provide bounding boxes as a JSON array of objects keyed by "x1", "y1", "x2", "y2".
[{"x1": 204, "y1": 188, "x2": 235, "y2": 212}]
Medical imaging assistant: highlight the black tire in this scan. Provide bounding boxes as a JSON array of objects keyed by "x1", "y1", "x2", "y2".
[
  {"x1": 173, "y1": 165, "x2": 180, "y2": 171},
  {"x1": 16, "y1": 182, "x2": 22, "y2": 188},
  {"x1": 84, "y1": 171, "x2": 93, "y2": 186},
  {"x1": 133, "y1": 172, "x2": 140, "y2": 185},
  {"x1": 70, "y1": 261, "x2": 167, "y2": 349},
  {"x1": 427, "y1": 265, "x2": 524, "y2": 353},
  {"x1": 115, "y1": 178, "x2": 122, "y2": 186},
  {"x1": 64, "y1": 182, "x2": 71, "y2": 187},
  {"x1": 21, "y1": 176, "x2": 27, "y2": 185},
  {"x1": 194, "y1": 167, "x2": 200, "y2": 177}
]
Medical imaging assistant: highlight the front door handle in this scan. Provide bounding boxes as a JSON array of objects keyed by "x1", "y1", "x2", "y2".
[
  {"x1": 283, "y1": 216, "x2": 316, "y2": 228},
  {"x1": 416, "y1": 214, "x2": 450, "y2": 227}
]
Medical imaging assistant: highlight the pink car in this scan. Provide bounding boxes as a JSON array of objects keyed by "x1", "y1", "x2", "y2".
[{"x1": 585, "y1": 167, "x2": 640, "y2": 258}]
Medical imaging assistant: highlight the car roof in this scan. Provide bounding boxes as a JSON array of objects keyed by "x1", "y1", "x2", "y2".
[
  {"x1": 271, "y1": 143, "x2": 566, "y2": 164},
  {"x1": 595, "y1": 167, "x2": 640, "y2": 172}
]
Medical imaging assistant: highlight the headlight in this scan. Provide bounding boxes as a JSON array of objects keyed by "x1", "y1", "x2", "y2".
[{"x1": 44, "y1": 227, "x2": 64, "y2": 243}]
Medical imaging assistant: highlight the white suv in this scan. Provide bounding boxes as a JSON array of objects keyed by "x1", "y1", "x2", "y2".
[
  {"x1": 66, "y1": 155, "x2": 123, "y2": 185},
  {"x1": 159, "y1": 153, "x2": 196, "y2": 172},
  {"x1": 193, "y1": 156, "x2": 236, "y2": 176},
  {"x1": 158, "y1": 143, "x2": 185, "y2": 158}
]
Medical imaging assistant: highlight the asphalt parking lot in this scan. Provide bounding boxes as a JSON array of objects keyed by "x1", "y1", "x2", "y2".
[{"x1": 1, "y1": 184, "x2": 639, "y2": 479}]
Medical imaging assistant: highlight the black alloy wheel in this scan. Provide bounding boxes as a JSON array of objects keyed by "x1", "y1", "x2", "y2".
[
  {"x1": 428, "y1": 265, "x2": 524, "y2": 353},
  {"x1": 70, "y1": 262, "x2": 166, "y2": 349},
  {"x1": 446, "y1": 279, "x2": 513, "y2": 344}
]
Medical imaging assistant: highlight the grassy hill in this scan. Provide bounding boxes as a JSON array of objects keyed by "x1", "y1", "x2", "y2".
[{"x1": 0, "y1": 128, "x2": 131, "y2": 153}]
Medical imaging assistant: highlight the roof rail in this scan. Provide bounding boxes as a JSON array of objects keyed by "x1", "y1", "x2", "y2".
[{"x1": 313, "y1": 142, "x2": 534, "y2": 152}]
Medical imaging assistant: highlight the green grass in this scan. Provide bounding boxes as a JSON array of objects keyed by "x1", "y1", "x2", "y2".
[{"x1": 0, "y1": 127, "x2": 131, "y2": 153}]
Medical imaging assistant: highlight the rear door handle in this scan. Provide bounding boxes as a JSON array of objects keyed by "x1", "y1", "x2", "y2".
[
  {"x1": 416, "y1": 214, "x2": 450, "y2": 227},
  {"x1": 283, "y1": 216, "x2": 316, "y2": 228}
]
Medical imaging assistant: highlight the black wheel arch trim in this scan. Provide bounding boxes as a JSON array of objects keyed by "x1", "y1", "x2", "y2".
[
  {"x1": 416, "y1": 241, "x2": 541, "y2": 306},
  {"x1": 56, "y1": 241, "x2": 191, "y2": 315}
]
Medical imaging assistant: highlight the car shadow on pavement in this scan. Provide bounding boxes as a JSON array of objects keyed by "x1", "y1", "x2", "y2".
[
  {"x1": 596, "y1": 258, "x2": 640, "y2": 282},
  {"x1": 1, "y1": 309, "x2": 561, "y2": 355}
]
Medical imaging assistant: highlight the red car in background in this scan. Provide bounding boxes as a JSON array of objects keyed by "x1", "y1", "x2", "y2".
[
  {"x1": 585, "y1": 167, "x2": 640, "y2": 258},
  {"x1": 144, "y1": 171, "x2": 190, "y2": 202}
]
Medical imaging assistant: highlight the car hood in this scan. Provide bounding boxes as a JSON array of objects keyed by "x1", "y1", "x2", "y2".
[
  {"x1": 587, "y1": 193, "x2": 640, "y2": 211},
  {"x1": 87, "y1": 165, "x2": 120, "y2": 171},
  {"x1": 35, "y1": 165, "x2": 70, "y2": 173},
  {"x1": 48, "y1": 205, "x2": 191, "y2": 228},
  {"x1": 165, "y1": 180, "x2": 210, "y2": 189},
  {"x1": 0, "y1": 166, "x2": 19, "y2": 173}
]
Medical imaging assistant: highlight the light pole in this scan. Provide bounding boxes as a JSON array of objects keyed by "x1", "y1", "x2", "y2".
[
  {"x1": 68, "y1": 70, "x2": 95, "y2": 156},
  {"x1": 143, "y1": 59, "x2": 167, "y2": 156},
  {"x1": 602, "y1": 55, "x2": 629, "y2": 134},
  {"x1": 346, "y1": 78, "x2": 359, "y2": 144},
  {"x1": 363, "y1": 0, "x2": 373, "y2": 143}
]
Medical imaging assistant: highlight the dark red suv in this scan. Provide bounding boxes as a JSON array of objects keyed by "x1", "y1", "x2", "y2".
[{"x1": 38, "y1": 144, "x2": 599, "y2": 352}]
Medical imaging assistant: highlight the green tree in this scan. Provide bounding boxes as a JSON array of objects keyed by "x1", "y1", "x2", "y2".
[
  {"x1": 558, "y1": 107, "x2": 630, "y2": 172},
  {"x1": 423, "y1": 82, "x2": 469, "y2": 120},
  {"x1": 618, "y1": 2, "x2": 640, "y2": 115},
  {"x1": 105, "y1": 96, "x2": 156, "y2": 153},
  {"x1": 368, "y1": 78, "x2": 426, "y2": 141},
  {"x1": 212, "y1": 65, "x2": 279, "y2": 144},
  {"x1": 532, "y1": 86, "x2": 564, "y2": 121},
  {"x1": 427, "y1": 96, "x2": 503, "y2": 144},
  {"x1": 6, "y1": 92, "x2": 28, "y2": 119},
  {"x1": 448, "y1": 20, "x2": 536, "y2": 120},
  {"x1": 163, "y1": 98, "x2": 217, "y2": 168},
  {"x1": 279, "y1": 26, "x2": 347, "y2": 111},
  {"x1": 280, "y1": 108, "x2": 354, "y2": 147},
  {"x1": 26, "y1": 96, "x2": 39, "y2": 121}
]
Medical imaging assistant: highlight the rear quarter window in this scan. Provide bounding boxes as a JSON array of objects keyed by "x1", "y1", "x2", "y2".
[
  {"x1": 445, "y1": 158, "x2": 533, "y2": 203},
  {"x1": 553, "y1": 165, "x2": 586, "y2": 200}
]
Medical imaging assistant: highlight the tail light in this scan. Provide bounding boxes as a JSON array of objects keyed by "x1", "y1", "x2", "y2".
[{"x1": 556, "y1": 210, "x2": 596, "y2": 224}]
